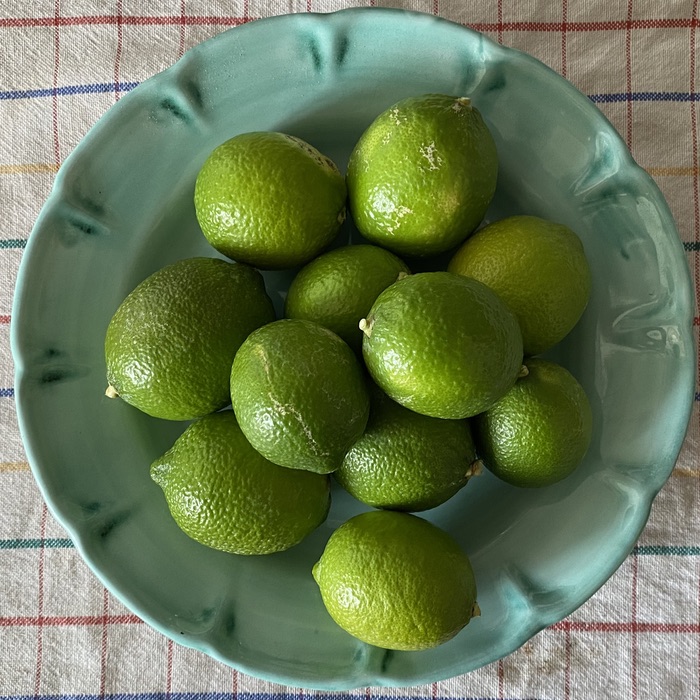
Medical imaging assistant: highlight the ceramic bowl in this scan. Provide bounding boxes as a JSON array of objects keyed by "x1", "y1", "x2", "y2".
[{"x1": 11, "y1": 8, "x2": 695, "y2": 689}]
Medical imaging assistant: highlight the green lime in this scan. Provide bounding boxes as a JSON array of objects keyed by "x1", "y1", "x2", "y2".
[
  {"x1": 151, "y1": 411, "x2": 330, "y2": 555},
  {"x1": 361, "y1": 271, "x2": 523, "y2": 419},
  {"x1": 230, "y1": 319, "x2": 370, "y2": 474},
  {"x1": 284, "y1": 244, "x2": 409, "y2": 352},
  {"x1": 474, "y1": 358, "x2": 593, "y2": 488},
  {"x1": 346, "y1": 94, "x2": 498, "y2": 257},
  {"x1": 336, "y1": 385, "x2": 480, "y2": 511},
  {"x1": 194, "y1": 132, "x2": 347, "y2": 269},
  {"x1": 448, "y1": 215, "x2": 591, "y2": 355},
  {"x1": 312, "y1": 510, "x2": 479, "y2": 650},
  {"x1": 105, "y1": 257, "x2": 275, "y2": 421}
]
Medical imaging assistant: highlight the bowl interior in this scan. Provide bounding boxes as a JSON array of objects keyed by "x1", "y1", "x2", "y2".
[{"x1": 11, "y1": 9, "x2": 695, "y2": 690}]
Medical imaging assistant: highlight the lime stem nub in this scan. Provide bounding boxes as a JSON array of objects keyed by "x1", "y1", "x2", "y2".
[
  {"x1": 359, "y1": 318, "x2": 373, "y2": 338},
  {"x1": 471, "y1": 602, "x2": 481, "y2": 618},
  {"x1": 518, "y1": 365, "x2": 529, "y2": 378},
  {"x1": 466, "y1": 459, "x2": 484, "y2": 478},
  {"x1": 105, "y1": 385, "x2": 119, "y2": 399},
  {"x1": 457, "y1": 96, "x2": 472, "y2": 108}
]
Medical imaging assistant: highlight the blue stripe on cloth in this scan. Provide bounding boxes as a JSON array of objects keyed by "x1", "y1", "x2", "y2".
[
  {"x1": 0, "y1": 538, "x2": 74, "y2": 549},
  {"x1": 6, "y1": 538, "x2": 700, "y2": 555},
  {"x1": 0, "y1": 696, "x2": 548, "y2": 700},
  {"x1": 0, "y1": 388, "x2": 14, "y2": 398},
  {"x1": 635, "y1": 545, "x2": 700, "y2": 556},
  {"x1": 589, "y1": 91, "x2": 700, "y2": 103},
  {"x1": 0, "y1": 540, "x2": 694, "y2": 555},
  {"x1": 0, "y1": 81, "x2": 140, "y2": 100},
  {"x1": 0, "y1": 82, "x2": 697, "y2": 105},
  {"x1": 0, "y1": 239, "x2": 27, "y2": 249}
]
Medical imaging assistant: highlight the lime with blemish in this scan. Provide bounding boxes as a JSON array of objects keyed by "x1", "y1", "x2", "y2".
[
  {"x1": 230, "y1": 319, "x2": 370, "y2": 474},
  {"x1": 346, "y1": 94, "x2": 498, "y2": 257}
]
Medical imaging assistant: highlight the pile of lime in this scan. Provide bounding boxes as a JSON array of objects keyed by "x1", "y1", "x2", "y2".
[{"x1": 104, "y1": 93, "x2": 592, "y2": 652}]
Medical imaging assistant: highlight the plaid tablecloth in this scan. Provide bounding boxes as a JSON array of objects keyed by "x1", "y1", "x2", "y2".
[{"x1": 1, "y1": 1, "x2": 699, "y2": 698}]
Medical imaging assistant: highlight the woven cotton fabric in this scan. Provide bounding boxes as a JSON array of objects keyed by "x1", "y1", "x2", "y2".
[{"x1": 1, "y1": 1, "x2": 699, "y2": 698}]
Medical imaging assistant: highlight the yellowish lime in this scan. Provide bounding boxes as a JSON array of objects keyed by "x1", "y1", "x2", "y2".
[
  {"x1": 194, "y1": 132, "x2": 347, "y2": 269},
  {"x1": 448, "y1": 215, "x2": 591, "y2": 355},
  {"x1": 312, "y1": 510, "x2": 479, "y2": 650}
]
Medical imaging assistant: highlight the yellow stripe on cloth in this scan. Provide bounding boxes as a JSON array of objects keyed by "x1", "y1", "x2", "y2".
[
  {"x1": 0, "y1": 461, "x2": 30, "y2": 472},
  {"x1": 646, "y1": 166, "x2": 699, "y2": 177},
  {"x1": 673, "y1": 466, "x2": 700, "y2": 478},
  {"x1": 0, "y1": 163, "x2": 60, "y2": 175}
]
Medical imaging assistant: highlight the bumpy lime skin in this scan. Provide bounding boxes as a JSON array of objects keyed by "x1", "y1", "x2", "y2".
[
  {"x1": 151, "y1": 412, "x2": 330, "y2": 555},
  {"x1": 448, "y1": 215, "x2": 592, "y2": 356},
  {"x1": 474, "y1": 358, "x2": 593, "y2": 488},
  {"x1": 347, "y1": 94, "x2": 498, "y2": 257},
  {"x1": 362, "y1": 271, "x2": 523, "y2": 420},
  {"x1": 230, "y1": 319, "x2": 370, "y2": 474},
  {"x1": 337, "y1": 386, "x2": 478, "y2": 511},
  {"x1": 194, "y1": 132, "x2": 347, "y2": 269},
  {"x1": 284, "y1": 244, "x2": 410, "y2": 353},
  {"x1": 312, "y1": 510, "x2": 478, "y2": 651},
  {"x1": 105, "y1": 257, "x2": 275, "y2": 421}
]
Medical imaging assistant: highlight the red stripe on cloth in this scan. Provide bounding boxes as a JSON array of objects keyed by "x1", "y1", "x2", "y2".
[
  {"x1": 498, "y1": 658, "x2": 504, "y2": 698},
  {"x1": 99, "y1": 589, "x2": 109, "y2": 698},
  {"x1": 497, "y1": 0, "x2": 503, "y2": 45},
  {"x1": 0, "y1": 16, "x2": 697, "y2": 31},
  {"x1": 691, "y1": 0, "x2": 700, "y2": 425},
  {"x1": 564, "y1": 622, "x2": 572, "y2": 700},
  {"x1": 166, "y1": 639, "x2": 174, "y2": 696},
  {"x1": 468, "y1": 19, "x2": 700, "y2": 32},
  {"x1": 695, "y1": 0, "x2": 700, "y2": 681},
  {"x1": 0, "y1": 613, "x2": 143, "y2": 626},
  {"x1": 625, "y1": 2, "x2": 634, "y2": 149},
  {"x1": 0, "y1": 315, "x2": 10, "y2": 324},
  {"x1": 552, "y1": 620, "x2": 700, "y2": 633},
  {"x1": 561, "y1": 0, "x2": 568, "y2": 78},
  {"x1": 114, "y1": 0, "x2": 123, "y2": 102},
  {"x1": 34, "y1": 505, "x2": 48, "y2": 696},
  {"x1": 177, "y1": 0, "x2": 186, "y2": 59},
  {"x1": 632, "y1": 553, "x2": 639, "y2": 700},
  {"x1": 0, "y1": 15, "x2": 252, "y2": 28},
  {"x1": 51, "y1": 1, "x2": 60, "y2": 167},
  {"x1": 697, "y1": 568, "x2": 700, "y2": 700}
]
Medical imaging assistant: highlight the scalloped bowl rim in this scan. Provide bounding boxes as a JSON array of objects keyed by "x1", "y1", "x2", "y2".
[{"x1": 11, "y1": 7, "x2": 696, "y2": 689}]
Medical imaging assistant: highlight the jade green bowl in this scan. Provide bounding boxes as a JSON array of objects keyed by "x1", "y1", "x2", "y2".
[{"x1": 11, "y1": 8, "x2": 695, "y2": 689}]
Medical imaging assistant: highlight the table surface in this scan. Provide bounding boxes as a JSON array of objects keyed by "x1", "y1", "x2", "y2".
[{"x1": 1, "y1": 1, "x2": 699, "y2": 698}]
